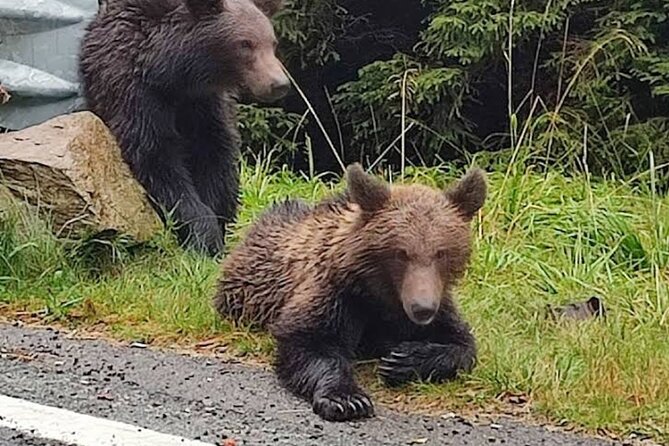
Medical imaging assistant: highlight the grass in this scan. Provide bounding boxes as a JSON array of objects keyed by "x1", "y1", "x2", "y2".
[{"x1": 1, "y1": 156, "x2": 668, "y2": 443}]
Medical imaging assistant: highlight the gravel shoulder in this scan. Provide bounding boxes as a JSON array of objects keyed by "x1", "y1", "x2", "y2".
[{"x1": 0, "y1": 323, "x2": 619, "y2": 446}]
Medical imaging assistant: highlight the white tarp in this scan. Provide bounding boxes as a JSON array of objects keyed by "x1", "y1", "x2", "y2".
[{"x1": 0, "y1": 0, "x2": 98, "y2": 130}]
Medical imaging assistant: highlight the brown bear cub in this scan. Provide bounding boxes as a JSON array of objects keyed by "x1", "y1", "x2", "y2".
[{"x1": 214, "y1": 164, "x2": 486, "y2": 421}]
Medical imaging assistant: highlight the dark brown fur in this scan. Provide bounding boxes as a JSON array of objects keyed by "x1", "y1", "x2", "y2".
[
  {"x1": 214, "y1": 163, "x2": 487, "y2": 422},
  {"x1": 79, "y1": 0, "x2": 289, "y2": 256}
]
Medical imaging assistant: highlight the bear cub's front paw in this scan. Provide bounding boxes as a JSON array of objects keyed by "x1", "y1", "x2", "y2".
[
  {"x1": 312, "y1": 389, "x2": 374, "y2": 422},
  {"x1": 378, "y1": 341, "x2": 472, "y2": 387}
]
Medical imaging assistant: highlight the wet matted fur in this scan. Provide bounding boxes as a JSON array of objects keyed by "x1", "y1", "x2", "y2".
[{"x1": 214, "y1": 163, "x2": 487, "y2": 421}]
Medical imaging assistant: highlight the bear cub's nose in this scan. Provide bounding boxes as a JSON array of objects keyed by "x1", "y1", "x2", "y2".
[{"x1": 410, "y1": 303, "x2": 438, "y2": 324}]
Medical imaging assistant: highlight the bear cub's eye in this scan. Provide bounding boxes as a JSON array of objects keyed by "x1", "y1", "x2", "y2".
[
  {"x1": 394, "y1": 249, "x2": 410, "y2": 262},
  {"x1": 436, "y1": 249, "x2": 448, "y2": 260}
]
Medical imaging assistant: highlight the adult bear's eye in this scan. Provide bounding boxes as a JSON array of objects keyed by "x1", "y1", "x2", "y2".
[
  {"x1": 239, "y1": 39, "x2": 255, "y2": 51},
  {"x1": 436, "y1": 249, "x2": 448, "y2": 260}
]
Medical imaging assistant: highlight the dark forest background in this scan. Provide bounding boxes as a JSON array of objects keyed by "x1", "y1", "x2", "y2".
[{"x1": 239, "y1": 0, "x2": 669, "y2": 185}]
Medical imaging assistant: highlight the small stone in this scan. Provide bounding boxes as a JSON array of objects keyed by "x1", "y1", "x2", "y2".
[{"x1": 96, "y1": 390, "x2": 114, "y2": 401}]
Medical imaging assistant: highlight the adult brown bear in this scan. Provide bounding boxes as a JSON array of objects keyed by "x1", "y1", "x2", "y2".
[
  {"x1": 214, "y1": 164, "x2": 487, "y2": 421},
  {"x1": 79, "y1": 0, "x2": 290, "y2": 255}
]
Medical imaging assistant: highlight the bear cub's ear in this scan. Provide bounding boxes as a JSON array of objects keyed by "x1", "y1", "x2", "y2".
[
  {"x1": 346, "y1": 163, "x2": 391, "y2": 213},
  {"x1": 252, "y1": 0, "x2": 283, "y2": 17},
  {"x1": 444, "y1": 168, "x2": 487, "y2": 220}
]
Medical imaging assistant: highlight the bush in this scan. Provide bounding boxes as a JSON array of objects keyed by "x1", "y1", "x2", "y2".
[{"x1": 241, "y1": 0, "x2": 669, "y2": 184}]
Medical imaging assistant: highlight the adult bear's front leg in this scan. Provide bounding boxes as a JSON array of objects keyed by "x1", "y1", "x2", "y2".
[
  {"x1": 378, "y1": 306, "x2": 477, "y2": 387},
  {"x1": 114, "y1": 91, "x2": 224, "y2": 256},
  {"x1": 184, "y1": 95, "x2": 241, "y2": 232},
  {"x1": 274, "y1": 338, "x2": 374, "y2": 421}
]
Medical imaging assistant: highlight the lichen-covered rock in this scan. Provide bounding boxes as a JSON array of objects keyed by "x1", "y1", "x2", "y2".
[{"x1": 0, "y1": 111, "x2": 161, "y2": 241}]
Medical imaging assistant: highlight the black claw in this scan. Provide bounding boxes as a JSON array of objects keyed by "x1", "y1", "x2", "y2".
[{"x1": 313, "y1": 391, "x2": 374, "y2": 422}]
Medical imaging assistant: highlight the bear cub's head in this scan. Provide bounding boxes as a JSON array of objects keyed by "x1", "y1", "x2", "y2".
[
  {"x1": 186, "y1": 0, "x2": 290, "y2": 102},
  {"x1": 346, "y1": 164, "x2": 487, "y2": 326}
]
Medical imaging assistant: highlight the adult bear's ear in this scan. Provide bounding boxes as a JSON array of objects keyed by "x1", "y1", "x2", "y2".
[
  {"x1": 186, "y1": 0, "x2": 223, "y2": 17},
  {"x1": 252, "y1": 0, "x2": 283, "y2": 17},
  {"x1": 444, "y1": 168, "x2": 487, "y2": 221},
  {"x1": 346, "y1": 163, "x2": 390, "y2": 213}
]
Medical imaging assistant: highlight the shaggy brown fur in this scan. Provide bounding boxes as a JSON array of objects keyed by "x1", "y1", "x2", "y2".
[
  {"x1": 214, "y1": 163, "x2": 487, "y2": 422},
  {"x1": 79, "y1": 0, "x2": 289, "y2": 256}
]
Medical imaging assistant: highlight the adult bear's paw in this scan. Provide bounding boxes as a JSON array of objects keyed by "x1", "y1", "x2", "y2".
[{"x1": 185, "y1": 216, "x2": 225, "y2": 256}]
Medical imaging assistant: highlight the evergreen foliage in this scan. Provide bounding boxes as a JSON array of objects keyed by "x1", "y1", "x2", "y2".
[{"x1": 241, "y1": 0, "x2": 669, "y2": 183}]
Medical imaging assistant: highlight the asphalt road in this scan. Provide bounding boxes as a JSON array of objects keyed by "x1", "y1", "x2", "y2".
[
  {"x1": 0, "y1": 323, "x2": 622, "y2": 446},
  {"x1": 0, "y1": 426, "x2": 72, "y2": 446}
]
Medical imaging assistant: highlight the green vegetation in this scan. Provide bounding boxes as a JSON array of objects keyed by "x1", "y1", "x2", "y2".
[
  {"x1": 246, "y1": 0, "x2": 669, "y2": 185},
  {"x1": 2, "y1": 0, "x2": 669, "y2": 443},
  {"x1": 1, "y1": 156, "x2": 668, "y2": 442}
]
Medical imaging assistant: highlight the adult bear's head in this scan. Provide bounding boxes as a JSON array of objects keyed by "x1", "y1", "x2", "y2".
[{"x1": 186, "y1": 0, "x2": 291, "y2": 102}]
